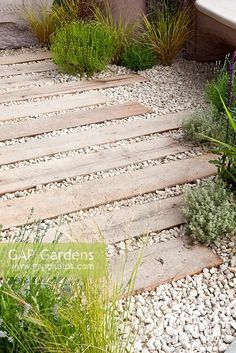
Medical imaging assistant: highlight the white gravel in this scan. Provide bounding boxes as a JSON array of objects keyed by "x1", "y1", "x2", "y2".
[{"x1": 119, "y1": 234, "x2": 236, "y2": 353}]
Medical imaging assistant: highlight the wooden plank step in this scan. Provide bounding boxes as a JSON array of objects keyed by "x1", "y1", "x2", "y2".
[
  {"x1": 0, "y1": 113, "x2": 187, "y2": 166},
  {"x1": 0, "y1": 102, "x2": 151, "y2": 142},
  {"x1": 0, "y1": 61, "x2": 56, "y2": 78},
  {"x1": 43, "y1": 196, "x2": 185, "y2": 243},
  {"x1": 0, "y1": 155, "x2": 216, "y2": 230},
  {"x1": 0, "y1": 52, "x2": 51, "y2": 66},
  {"x1": 0, "y1": 137, "x2": 188, "y2": 195},
  {"x1": 110, "y1": 237, "x2": 223, "y2": 294},
  {"x1": 0, "y1": 92, "x2": 112, "y2": 123},
  {"x1": 0, "y1": 75, "x2": 147, "y2": 104},
  {"x1": 0, "y1": 75, "x2": 53, "y2": 90}
]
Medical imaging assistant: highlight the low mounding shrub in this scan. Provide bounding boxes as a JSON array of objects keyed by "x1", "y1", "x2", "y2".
[
  {"x1": 143, "y1": 5, "x2": 192, "y2": 66},
  {"x1": 184, "y1": 180, "x2": 236, "y2": 244},
  {"x1": 118, "y1": 40, "x2": 157, "y2": 71},
  {"x1": 51, "y1": 22, "x2": 116, "y2": 77}
]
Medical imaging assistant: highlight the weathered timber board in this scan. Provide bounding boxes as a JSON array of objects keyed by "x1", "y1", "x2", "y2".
[
  {"x1": 0, "y1": 75, "x2": 53, "y2": 90},
  {"x1": 0, "y1": 51, "x2": 51, "y2": 66},
  {"x1": 0, "y1": 61, "x2": 56, "y2": 77},
  {"x1": 110, "y1": 237, "x2": 223, "y2": 294},
  {"x1": 0, "y1": 155, "x2": 216, "y2": 230},
  {"x1": 42, "y1": 196, "x2": 185, "y2": 243},
  {"x1": 0, "y1": 137, "x2": 188, "y2": 195},
  {"x1": 0, "y1": 92, "x2": 112, "y2": 122},
  {"x1": 0, "y1": 102, "x2": 151, "y2": 142}
]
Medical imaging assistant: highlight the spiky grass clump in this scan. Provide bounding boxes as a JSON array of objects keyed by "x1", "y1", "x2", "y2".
[
  {"x1": 51, "y1": 21, "x2": 116, "y2": 77},
  {"x1": 53, "y1": 0, "x2": 99, "y2": 23},
  {"x1": 23, "y1": 0, "x2": 101, "y2": 46},
  {"x1": 94, "y1": 3, "x2": 138, "y2": 64},
  {"x1": 143, "y1": 6, "x2": 192, "y2": 66},
  {"x1": 22, "y1": 6, "x2": 58, "y2": 46}
]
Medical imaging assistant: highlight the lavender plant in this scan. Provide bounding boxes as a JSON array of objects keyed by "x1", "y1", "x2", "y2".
[{"x1": 227, "y1": 51, "x2": 236, "y2": 108}]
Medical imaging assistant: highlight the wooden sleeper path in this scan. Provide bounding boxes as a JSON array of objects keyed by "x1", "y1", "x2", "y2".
[
  {"x1": 0, "y1": 155, "x2": 216, "y2": 230},
  {"x1": 0, "y1": 53, "x2": 222, "y2": 292}
]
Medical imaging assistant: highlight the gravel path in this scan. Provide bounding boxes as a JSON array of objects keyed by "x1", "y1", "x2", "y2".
[{"x1": 0, "y1": 48, "x2": 235, "y2": 352}]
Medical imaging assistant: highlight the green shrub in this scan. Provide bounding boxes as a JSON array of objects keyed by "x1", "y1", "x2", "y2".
[
  {"x1": 182, "y1": 108, "x2": 226, "y2": 143},
  {"x1": 51, "y1": 22, "x2": 116, "y2": 77},
  {"x1": 118, "y1": 40, "x2": 157, "y2": 71},
  {"x1": 184, "y1": 180, "x2": 236, "y2": 244},
  {"x1": 143, "y1": 5, "x2": 192, "y2": 66}
]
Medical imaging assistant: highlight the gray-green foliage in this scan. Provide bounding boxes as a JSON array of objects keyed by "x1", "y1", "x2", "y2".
[
  {"x1": 184, "y1": 180, "x2": 236, "y2": 243},
  {"x1": 182, "y1": 108, "x2": 226, "y2": 143},
  {"x1": 51, "y1": 21, "x2": 116, "y2": 77}
]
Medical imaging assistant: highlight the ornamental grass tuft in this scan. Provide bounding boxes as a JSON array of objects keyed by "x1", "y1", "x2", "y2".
[{"x1": 143, "y1": 5, "x2": 192, "y2": 66}]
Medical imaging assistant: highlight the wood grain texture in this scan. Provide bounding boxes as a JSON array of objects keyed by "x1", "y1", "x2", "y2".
[
  {"x1": 0, "y1": 75, "x2": 147, "y2": 104},
  {"x1": 0, "y1": 51, "x2": 51, "y2": 65},
  {"x1": 43, "y1": 196, "x2": 185, "y2": 243},
  {"x1": 0, "y1": 61, "x2": 56, "y2": 77},
  {"x1": 0, "y1": 102, "x2": 151, "y2": 141},
  {"x1": 0, "y1": 75, "x2": 53, "y2": 90},
  {"x1": 0, "y1": 113, "x2": 187, "y2": 165},
  {"x1": 0, "y1": 92, "x2": 112, "y2": 122},
  {"x1": 0, "y1": 137, "x2": 188, "y2": 194},
  {"x1": 0, "y1": 155, "x2": 216, "y2": 230},
  {"x1": 110, "y1": 237, "x2": 223, "y2": 294}
]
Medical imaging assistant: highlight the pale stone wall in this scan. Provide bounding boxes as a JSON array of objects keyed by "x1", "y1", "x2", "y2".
[{"x1": 0, "y1": 0, "x2": 53, "y2": 49}]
